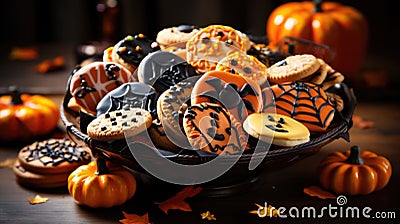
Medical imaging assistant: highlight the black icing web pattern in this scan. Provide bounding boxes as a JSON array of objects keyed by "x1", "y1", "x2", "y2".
[
  {"x1": 263, "y1": 82, "x2": 335, "y2": 128},
  {"x1": 22, "y1": 139, "x2": 89, "y2": 166}
]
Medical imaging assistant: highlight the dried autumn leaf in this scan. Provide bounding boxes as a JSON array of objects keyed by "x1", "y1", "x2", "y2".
[
  {"x1": 0, "y1": 158, "x2": 16, "y2": 168},
  {"x1": 119, "y1": 212, "x2": 150, "y2": 224},
  {"x1": 158, "y1": 185, "x2": 202, "y2": 214},
  {"x1": 352, "y1": 115, "x2": 375, "y2": 129},
  {"x1": 249, "y1": 203, "x2": 280, "y2": 218},
  {"x1": 27, "y1": 195, "x2": 48, "y2": 205},
  {"x1": 303, "y1": 185, "x2": 336, "y2": 199},
  {"x1": 201, "y1": 211, "x2": 216, "y2": 221}
]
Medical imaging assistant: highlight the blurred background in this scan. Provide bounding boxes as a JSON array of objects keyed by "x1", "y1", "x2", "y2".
[{"x1": 0, "y1": 0, "x2": 399, "y2": 98}]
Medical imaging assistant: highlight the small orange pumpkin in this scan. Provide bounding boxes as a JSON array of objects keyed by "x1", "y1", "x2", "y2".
[
  {"x1": 318, "y1": 146, "x2": 392, "y2": 195},
  {"x1": 68, "y1": 158, "x2": 137, "y2": 208},
  {"x1": 266, "y1": 0, "x2": 368, "y2": 79},
  {"x1": 0, "y1": 86, "x2": 60, "y2": 142}
]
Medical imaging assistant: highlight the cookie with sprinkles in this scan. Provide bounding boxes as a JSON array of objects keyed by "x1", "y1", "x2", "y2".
[
  {"x1": 111, "y1": 34, "x2": 160, "y2": 73},
  {"x1": 87, "y1": 108, "x2": 152, "y2": 141}
]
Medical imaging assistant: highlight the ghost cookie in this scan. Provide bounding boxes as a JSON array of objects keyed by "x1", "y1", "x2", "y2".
[
  {"x1": 87, "y1": 108, "x2": 152, "y2": 141},
  {"x1": 183, "y1": 103, "x2": 247, "y2": 155},
  {"x1": 243, "y1": 113, "x2": 310, "y2": 147}
]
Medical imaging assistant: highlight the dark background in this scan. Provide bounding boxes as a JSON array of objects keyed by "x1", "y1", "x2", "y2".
[
  {"x1": 1, "y1": 0, "x2": 399, "y2": 98},
  {"x1": 2, "y1": 0, "x2": 398, "y2": 54}
]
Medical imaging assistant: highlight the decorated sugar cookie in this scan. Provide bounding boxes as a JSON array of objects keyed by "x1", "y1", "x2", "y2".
[
  {"x1": 183, "y1": 103, "x2": 247, "y2": 155},
  {"x1": 243, "y1": 113, "x2": 310, "y2": 147}
]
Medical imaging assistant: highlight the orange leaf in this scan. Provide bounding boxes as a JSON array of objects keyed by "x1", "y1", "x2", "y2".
[
  {"x1": 200, "y1": 211, "x2": 216, "y2": 220},
  {"x1": 158, "y1": 185, "x2": 202, "y2": 214},
  {"x1": 119, "y1": 212, "x2": 150, "y2": 224},
  {"x1": 27, "y1": 195, "x2": 49, "y2": 204},
  {"x1": 304, "y1": 186, "x2": 336, "y2": 199},
  {"x1": 352, "y1": 115, "x2": 375, "y2": 129}
]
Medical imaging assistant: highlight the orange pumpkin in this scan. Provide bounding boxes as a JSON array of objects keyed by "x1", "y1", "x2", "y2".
[
  {"x1": 266, "y1": 0, "x2": 368, "y2": 79},
  {"x1": 0, "y1": 86, "x2": 60, "y2": 141},
  {"x1": 318, "y1": 146, "x2": 392, "y2": 195},
  {"x1": 68, "y1": 158, "x2": 137, "y2": 208}
]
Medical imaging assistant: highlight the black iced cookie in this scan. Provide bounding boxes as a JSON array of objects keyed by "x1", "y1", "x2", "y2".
[
  {"x1": 96, "y1": 82, "x2": 158, "y2": 117},
  {"x1": 115, "y1": 34, "x2": 160, "y2": 67},
  {"x1": 137, "y1": 51, "x2": 186, "y2": 92}
]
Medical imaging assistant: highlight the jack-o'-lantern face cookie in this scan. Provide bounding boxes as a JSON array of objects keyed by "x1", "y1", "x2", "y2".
[
  {"x1": 243, "y1": 113, "x2": 310, "y2": 147},
  {"x1": 183, "y1": 103, "x2": 247, "y2": 155},
  {"x1": 69, "y1": 62, "x2": 134, "y2": 115},
  {"x1": 216, "y1": 51, "x2": 268, "y2": 86},
  {"x1": 186, "y1": 25, "x2": 245, "y2": 73},
  {"x1": 262, "y1": 82, "x2": 336, "y2": 132},
  {"x1": 191, "y1": 71, "x2": 262, "y2": 121}
]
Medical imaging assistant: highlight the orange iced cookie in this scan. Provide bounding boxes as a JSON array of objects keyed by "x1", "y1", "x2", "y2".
[
  {"x1": 186, "y1": 25, "x2": 245, "y2": 73},
  {"x1": 216, "y1": 51, "x2": 268, "y2": 86},
  {"x1": 191, "y1": 70, "x2": 262, "y2": 122},
  {"x1": 183, "y1": 103, "x2": 247, "y2": 155},
  {"x1": 69, "y1": 62, "x2": 133, "y2": 114},
  {"x1": 262, "y1": 82, "x2": 335, "y2": 132}
]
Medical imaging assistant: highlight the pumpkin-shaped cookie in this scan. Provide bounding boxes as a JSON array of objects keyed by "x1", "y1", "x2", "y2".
[
  {"x1": 191, "y1": 71, "x2": 262, "y2": 122},
  {"x1": 262, "y1": 82, "x2": 335, "y2": 132}
]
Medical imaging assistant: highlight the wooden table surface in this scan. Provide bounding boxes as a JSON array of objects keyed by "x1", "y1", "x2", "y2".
[
  {"x1": 1, "y1": 43, "x2": 399, "y2": 223},
  {"x1": 0, "y1": 95, "x2": 399, "y2": 224}
]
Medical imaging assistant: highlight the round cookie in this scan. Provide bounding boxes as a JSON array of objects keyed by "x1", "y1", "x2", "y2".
[
  {"x1": 137, "y1": 51, "x2": 184, "y2": 86},
  {"x1": 243, "y1": 113, "x2": 310, "y2": 147},
  {"x1": 322, "y1": 71, "x2": 345, "y2": 90},
  {"x1": 96, "y1": 82, "x2": 158, "y2": 117},
  {"x1": 111, "y1": 34, "x2": 160, "y2": 73},
  {"x1": 69, "y1": 61, "x2": 133, "y2": 115},
  {"x1": 191, "y1": 70, "x2": 263, "y2": 122},
  {"x1": 262, "y1": 82, "x2": 336, "y2": 133},
  {"x1": 186, "y1": 25, "x2": 245, "y2": 73},
  {"x1": 147, "y1": 119, "x2": 181, "y2": 153},
  {"x1": 183, "y1": 103, "x2": 247, "y2": 155},
  {"x1": 157, "y1": 76, "x2": 200, "y2": 148},
  {"x1": 156, "y1": 24, "x2": 200, "y2": 48},
  {"x1": 216, "y1": 51, "x2": 268, "y2": 86},
  {"x1": 87, "y1": 108, "x2": 152, "y2": 141},
  {"x1": 13, "y1": 160, "x2": 71, "y2": 188},
  {"x1": 17, "y1": 138, "x2": 91, "y2": 175},
  {"x1": 267, "y1": 54, "x2": 321, "y2": 84}
]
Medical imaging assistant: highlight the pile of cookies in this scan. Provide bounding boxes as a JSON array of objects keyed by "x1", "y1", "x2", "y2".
[{"x1": 66, "y1": 24, "x2": 345, "y2": 156}]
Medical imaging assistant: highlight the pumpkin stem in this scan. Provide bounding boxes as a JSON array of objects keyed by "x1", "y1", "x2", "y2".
[
  {"x1": 313, "y1": 0, "x2": 323, "y2": 13},
  {"x1": 95, "y1": 157, "x2": 110, "y2": 175},
  {"x1": 9, "y1": 86, "x2": 23, "y2": 105},
  {"x1": 345, "y1": 145, "x2": 364, "y2": 165}
]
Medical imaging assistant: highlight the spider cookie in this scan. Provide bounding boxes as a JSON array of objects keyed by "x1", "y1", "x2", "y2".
[
  {"x1": 111, "y1": 34, "x2": 160, "y2": 73},
  {"x1": 156, "y1": 24, "x2": 200, "y2": 49},
  {"x1": 216, "y1": 51, "x2": 268, "y2": 86},
  {"x1": 243, "y1": 113, "x2": 310, "y2": 147},
  {"x1": 262, "y1": 82, "x2": 336, "y2": 132},
  {"x1": 96, "y1": 82, "x2": 158, "y2": 117},
  {"x1": 87, "y1": 108, "x2": 152, "y2": 141},
  {"x1": 191, "y1": 70, "x2": 262, "y2": 121},
  {"x1": 14, "y1": 138, "x2": 91, "y2": 188},
  {"x1": 186, "y1": 24, "x2": 245, "y2": 73},
  {"x1": 69, "y1": 62, "x2": 133, "y2": 115},
  {"x1": 183, "y1": 103, "x2": 247, "y2": 155},
  {"x1": 267, "y1": 54, "x2": 321, "y2": 84}
]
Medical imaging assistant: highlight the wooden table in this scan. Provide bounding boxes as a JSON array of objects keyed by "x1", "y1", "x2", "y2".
[{"x1": 0, "y1": 94, "x2": 399, "y2": 223}]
